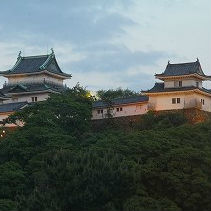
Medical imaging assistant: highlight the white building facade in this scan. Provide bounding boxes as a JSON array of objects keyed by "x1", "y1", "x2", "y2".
[
  {"x1": 143, "y1": 60, "x2": 211, "y2": 113},
  {"x1": 92, "y1": 96, "x2": 149, "y2": 120},
  {"x1": 0, "y1": 50, "x2": 71, "y2": 127}
]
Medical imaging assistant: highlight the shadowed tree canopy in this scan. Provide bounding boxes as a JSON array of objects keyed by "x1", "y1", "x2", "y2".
[
  {"x1": 0, "y1": 85, "x2": 210, "y2": 211},
  {"x1": 6, "y1": 84, "x2": 93, "y2": 137}
]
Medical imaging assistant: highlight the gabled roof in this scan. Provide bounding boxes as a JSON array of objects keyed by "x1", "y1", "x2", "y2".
[
  {"x1": 0, "y1": 101, "x2": 28, "y2": 113},
  {"x1": 0, "y1": 49, "x2": 71, "y2": 78},
  {"x1": 93, "y1": 95, "x2": 149, "y2": 108},
  {"x1": 156, "y1": 59, "x2": 211, "y2": 79}
]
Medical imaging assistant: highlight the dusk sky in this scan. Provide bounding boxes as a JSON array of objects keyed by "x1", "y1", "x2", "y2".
[{"x1": 0, "y1": 0, "x2": 210, "y2": 91}]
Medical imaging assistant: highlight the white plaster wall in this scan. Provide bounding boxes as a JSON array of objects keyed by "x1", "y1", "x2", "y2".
[
  {"x1": 0, "y1": 112, "x2": 24, "y2": 128},
  {"x1": 0, "y1": 112, "x2": 15, "y2": 128},
  {"x1": 164, "y1": 79, "x2": 202, "y2": 88},
  {"x1": 0, "y1": 113, "x2": 11, "y2": 122},
  {"x1": 92, "y1": 103, "x2": 148, "y2": 120},
  {"x1": 148, "y1": 92, "x2": 211, "y2": 112},
  {"x1": 3, "y1": 93, "x2": 50, "y2": 104},
  {"x1": 164, "y1": 81, "x2": 174, "y2": 88},
  {"x1": 8, "y1": 74, "x2": 63, "y2": 85},
  {"x1": 13, "y1": 93, "x2": 50, "y2": 103},
  {"x1": 194, "y1": 93, "x2": 211, "y2": 112}
]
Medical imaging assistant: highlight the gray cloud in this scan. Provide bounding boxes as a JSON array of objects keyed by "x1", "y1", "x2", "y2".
[
  {"x1": 1, "y1": 0, "x2": 209, "y2": 90},
  {"x1": 0, "y1": 0, "x2": 135, "y2": 44},
  {"x1": 70, "y1": 44, "x2": 167, "y2": 72}
]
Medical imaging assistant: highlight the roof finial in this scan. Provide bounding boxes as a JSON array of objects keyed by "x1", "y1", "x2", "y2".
[
  {"x1": 18, "y1": 51, "x2": 22, "y2": 58},
  {"x1": 168, "y1": 60, "x2": 170, "y2": 64},
  {"x1": 196, "y1": 57, "x2": 199, "y2": 62},
  {"x1": 50, "y1": 48, "x2": 54, "y2": 55}
]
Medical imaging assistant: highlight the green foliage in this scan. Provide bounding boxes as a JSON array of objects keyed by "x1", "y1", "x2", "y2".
[
  {"x1": 0, "y1": 199, "x2": 17, "y2": 211},
  {"x1": 7, "y1": 84, "x2": 93, "y2": 137},
  {"x1": 96, "y1": 88, "x2": 139, "y2": 101},
  {"x1": 96, "y1": 88, "x2": 139, "y2": 119},
  {"x1": 138, "y1": 111, "x2": 187, "y2": 130},
  {"x1": 0, "y1": 86, "x2": 210, "y2": 211}
]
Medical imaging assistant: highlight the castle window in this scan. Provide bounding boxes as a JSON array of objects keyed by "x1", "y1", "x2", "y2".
[
  {"x1": 172, "y1": 98, "x2": 176, "y2": 104},
  {"x1": 201, "y1": 99, "x2": 205, "y2": 105},
  {"x1": 196, "y1": 82, "x2": 199, "y2": 87},
  {"x1": 32, "y1": 97, "x2": 38, "y2": 102},
  {"x1": 179, "y1": 81, "x2": 182, "y2": 87},
  {"x1": 97, "y1": 109, "x2": 103, "y2": 114},
  {"x1": 177, "y1": 98, "x2": 180, "y2": 104},
  {"x1": 116, "y1": 107, "x2": 123, "y2": 112}
]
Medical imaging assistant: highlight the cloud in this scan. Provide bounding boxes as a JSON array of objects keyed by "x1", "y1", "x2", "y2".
[
  {"x1": 0, "y1": 0, "x2": 135, "y2": 44},
  {"x1": 0, "y1": 0, "x2": 210, "y2": 90},
  {"x1": 70, "y1": 44, "x2": 167, "y2": 72}
]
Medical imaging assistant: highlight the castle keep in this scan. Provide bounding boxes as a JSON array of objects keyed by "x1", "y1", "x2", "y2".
[{"x1": 0, "y1": 50, "x2": 71, "y2": 126}]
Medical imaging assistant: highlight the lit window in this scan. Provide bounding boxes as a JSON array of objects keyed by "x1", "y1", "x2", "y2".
[{"x1": 172, "y1": 98, "x2": 176, "y2": 104}]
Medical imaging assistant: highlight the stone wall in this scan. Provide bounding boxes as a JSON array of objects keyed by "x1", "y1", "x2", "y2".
[
  {"x1": 155, "y1": 108, "x2": 211, "y2": 123},
  {"x1": 92, "y1": 109, "x2": 211, "y2": 131}
]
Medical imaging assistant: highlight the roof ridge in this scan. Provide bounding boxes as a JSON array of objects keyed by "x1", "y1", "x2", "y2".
[
  {"x1": 10, "y1": 56, "x2": 23, "y2": 71},
  {"x1": 168, "y1": 60, "x2": 198, "y2": 66},
  {"x1": 98, "y1": 95, "x2": 145, "y2": 102},
  {"x1": 21, "y1": 54, "x2": 50, "y2": 59},
  {"x1": 39, "y1": 54, "x2": 53, "y2": 70}
]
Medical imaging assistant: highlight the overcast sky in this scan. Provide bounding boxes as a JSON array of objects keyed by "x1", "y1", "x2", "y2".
[{"x1": 0, "y1": 0, "x2": 210, "y2": 91}]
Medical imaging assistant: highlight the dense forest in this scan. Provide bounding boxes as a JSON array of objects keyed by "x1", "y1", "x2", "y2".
[{"x1": 0, "y1": 86, "x2": 210, "y2": 211}]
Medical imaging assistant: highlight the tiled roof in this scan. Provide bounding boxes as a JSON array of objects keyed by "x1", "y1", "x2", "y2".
[
  {"x1": 156, "y1": 60, "x2": 210, "y2": 77},
  {"x1": 0, "y1": 91, "x2": 9, "y2": 99},
  {"x1": 0, "y1": 51, "x2": 71, "y2": 78},
  {"x1": 0, "y1": 83, "x2": 66, "y2": 95},
  {"x1": 143, "y1": 82, "x2": 211, "y2": 95},
  {"x1": 144, "y1": 83, "x2": 165, "y2": 93},
  {"x1": 0, "y1": 102, "x2": 28, "y2": 113},
  {"x1": 93, "y1": 95, "x2": 149, "y2": 108}
]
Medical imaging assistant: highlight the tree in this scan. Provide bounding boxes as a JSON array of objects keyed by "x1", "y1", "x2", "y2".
[
  {"x1": 96, "y1": 88, "x2": 139, "y2": 101},
  {"x1": 0, "y1": 87, "x2": 210, "y2": 211},
  {"x1": 6, "y1": 84, "x2": 93, "y2": 137},
  {"x1": 96, "y1": 88, "x2": 139, "y2": 119}
]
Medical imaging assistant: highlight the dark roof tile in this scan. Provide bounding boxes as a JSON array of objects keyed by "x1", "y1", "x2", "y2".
[
  {"x1": 0, "y1": 52, "x2": 71, "y2": 78},
  {"x1": 156, "y1": 60, "x2": 208, "y2": 77},
  {"x1": 0, "y1": 83, "x2": 66, "y2": 95},
  {"x1": 0, "y1": 102, "x2": 28, "y2": 113},
  {"x1": 93, "y1": 95, "x2": 149, "y2": 108},
  {"x1": 143, "y1": 82, "x2": 211, "y2": 95}
]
